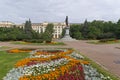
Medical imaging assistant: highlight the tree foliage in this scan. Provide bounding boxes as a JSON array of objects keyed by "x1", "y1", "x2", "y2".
[
  {"x1": 0, "y1": 20, "x2": 54, "y2": 42},
  {"x1": 41, "y1": 23, "x2": 54, "y2": 42},
  {"x1": 23, "y1": 20, "x2": 54, "y2": 42},
  {"x1": 61, "y1": 28, "x2": 66, "y2": 38},
  {"x1": 70, "y1": 19, "x2": 120, "y2": 40},
  {"x1": 81, "y1": 19, "x2": 89, "y2": 39},
  {"x1": 70, "y1": 24, "x2": 83, "y2": 39},
  {"x1": 1, "y1": 19, "x2": 120, "y2": 41}
]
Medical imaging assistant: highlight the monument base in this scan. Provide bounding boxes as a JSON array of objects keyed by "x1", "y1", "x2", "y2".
[
  {"x1": 60, "y1": 27, "x2": 76, "y2": 41},
  {"x1": 60, "y1": 35, "x2": 76, "y2": 41}
]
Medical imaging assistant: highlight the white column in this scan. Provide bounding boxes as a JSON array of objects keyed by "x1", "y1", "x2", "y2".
[
  {"x1": 60, "y1": 26, "x2": 62, "y2": 34},
  {"x1": 57, "y1": 26, "x2": 59, "y2": 38},
  {"x1": 53, "y1": 34, "x2": 55, "y2": 38}
]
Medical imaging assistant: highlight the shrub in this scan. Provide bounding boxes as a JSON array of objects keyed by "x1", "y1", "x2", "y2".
[
  {"x1": 99, "y1": 38, "x2": 116, "y2": 43},
  {"x1": 23, "y1": 39, "x2": 43, "y2": 43}
]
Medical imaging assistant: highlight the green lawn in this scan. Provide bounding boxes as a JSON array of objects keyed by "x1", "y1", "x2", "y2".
[
  {"x1": 11, "y1": 41, "x2": 65, "y2": 46},
  {"x1": 87, "y1": 40, "x2": 120, "y2": 44},
  {"x1": 0, "y1": 51, "x2": 30, "y2": 80},
  {"x1": 0, "y1": 46, "x2": 10, "y2": 50}
]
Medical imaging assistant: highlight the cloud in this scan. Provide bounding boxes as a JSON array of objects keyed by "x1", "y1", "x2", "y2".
[{"x1": 0, "y1": 0, "x2": 120, "y2": 23}]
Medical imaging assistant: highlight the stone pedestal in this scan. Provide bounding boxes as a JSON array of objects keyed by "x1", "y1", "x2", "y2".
[{"x1": 61, "y1": 27, "x2": 76, "y2": 41}]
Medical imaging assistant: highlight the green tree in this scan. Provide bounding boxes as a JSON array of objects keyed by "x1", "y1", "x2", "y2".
[
  {"x1": 115, "y1": 19, "x2": 120, "y2": 39},
  {"x1": 42, "y1": 23, "x2": 54, "y2": 42},
  {"x1": 24, "y1": 19, "x2": 33, "y2": 39},
  {"x1": 61, "y1": 28, "x2": 66, "y2": 38},
  {"x1": 87, "y1": 26, "x2": 101, "y2": 39},
  {"x1": 81, "y1": 19, "x2": 89, "y2": 39},
  {"x1": 70, "y1": 24, "x2": 83, "y2": 39},
  {"x1": 73, "y1": 32, "x2": 82, "y2": 40}
]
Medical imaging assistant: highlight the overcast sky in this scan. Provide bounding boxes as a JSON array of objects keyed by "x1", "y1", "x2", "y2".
[{"x1": 0, "y1": 0, "x2": 120, "y2": 24}]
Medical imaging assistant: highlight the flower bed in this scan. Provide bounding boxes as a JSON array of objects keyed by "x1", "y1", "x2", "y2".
[
  {"x1": 3, "y1": 49, "x2": 113, "y2": 80},
  {"x1": 7, "y1": 49, "x2": 33, "y2": 53}
]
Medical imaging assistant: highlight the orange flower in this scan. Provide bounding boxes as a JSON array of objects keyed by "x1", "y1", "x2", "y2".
[
  {"x1": 19, "y1": 59, "x2": 81, "y2": 80},
  {"x1": 15, "y1": 50, "x2": 73, "y2": 67},
  {"x1": 15, "y1": 49, "x2": 89, "y2": 80},
  {"x1": 8, "y1": 49, "x2": 32, "y2": 53}
]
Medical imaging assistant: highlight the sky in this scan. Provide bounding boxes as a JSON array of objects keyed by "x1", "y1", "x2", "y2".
[{"x1": 0, "y1": 0, "x2": 120, "y2": 24}]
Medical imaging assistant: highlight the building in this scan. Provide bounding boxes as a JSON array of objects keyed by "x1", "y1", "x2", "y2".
[
  {"x1": 0, "y1": 21, "x2": 67, "y2": 39},
  {"x1": 0, "y1": 21, "x2": 15, "y2": 27},
  {"x1": 0, "y1": 21, "x2": 66, "y2": 39},
  {"x1": 19, "y1": 22, "x2": 66, "y2": 39}
]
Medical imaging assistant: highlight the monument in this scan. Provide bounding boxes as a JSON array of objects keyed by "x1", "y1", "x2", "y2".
[{"x1": 60, "y1": 16, "x2": 76, "y2": 41}]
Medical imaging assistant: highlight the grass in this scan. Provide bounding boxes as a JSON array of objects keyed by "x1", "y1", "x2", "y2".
[
  {"x1": 0, "y1": 51, "x2": 30, "y2": 80},
  {"x1": 0, "y1": 46, "x2": 10, "y2": 49},
  {"x1": 87, "y1": 40, "x2": 120, "y2": 44},
  {"x1": 76, "y1": 50, "x2": 120, "y2": 80},
  {"x1": 11, "y1": 41, "x2": 65, "y2": 46}
]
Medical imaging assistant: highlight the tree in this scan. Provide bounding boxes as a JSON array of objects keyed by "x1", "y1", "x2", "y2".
[
  {"x1": 115, "y1": 19, "x2": 120, "y2": 39},
  {"x1": 42, "y1": 23, "x2": 54, "y2": 42},
  {"x1": 61, "y1": 28, "x2": 66, "y2": 38},
  {"x1": 73, "y1": 32, "x2": 82, "y2": 40},
  {"x1": 24, "y1": 19, "x2": 33, "y2": 39},
  {"x1": 45, "y1": 23, "x2": 54, "y2": 34},
  {"x1": 81, "y1": 19, "x2": 89, "y2": 39},
  {"x1": 87, "y1": 26, "x2": 101, "y2": 39},
  {"x1": 70, "y1": 24, "x2": 83, "y2": 39}
]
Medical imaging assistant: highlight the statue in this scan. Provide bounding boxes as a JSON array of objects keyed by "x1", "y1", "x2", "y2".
[
  {"x1": 60, "y1": 16, "x2": 76, "y2": 41},
  {"x1": 65, "y1": 16, "x2": 69, "y2": 27}
]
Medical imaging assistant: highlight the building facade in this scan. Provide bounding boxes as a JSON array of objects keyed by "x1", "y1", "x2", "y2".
[
  {"x1": 0, "y1": 21, "x2": 66, "y2": 39},
  {"x1": 20, "y1": 22, "x2": 66, "y2": 39},
  {"x1": 0, "y1": 21, "x2": 15, "y2": 27}
]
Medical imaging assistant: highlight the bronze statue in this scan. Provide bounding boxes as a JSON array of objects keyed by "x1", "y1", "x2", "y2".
[{"x1": 65, "y1": 16, "x2": 68, "y2": 27}]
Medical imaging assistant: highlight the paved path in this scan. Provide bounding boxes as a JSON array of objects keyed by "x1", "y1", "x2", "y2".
[
  {"x1": 0, "y1": 41, "x2": 120, "y2": 77},
  {"x1": 64, "y1": 40, "x2": 120, "y2": 77}
]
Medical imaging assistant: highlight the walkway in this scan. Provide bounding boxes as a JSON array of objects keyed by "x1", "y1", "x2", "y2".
[{"x1": 64, "y1": 40, "x2": 120, "y2": 77}]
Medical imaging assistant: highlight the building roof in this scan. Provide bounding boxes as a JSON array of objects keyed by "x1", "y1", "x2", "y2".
[
  {"x1": 32, "y1": 22, "x2": 66, "y2": 26},
  {"x1": 0, "y1": 21, "x2": 15, "y2": 25}
]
